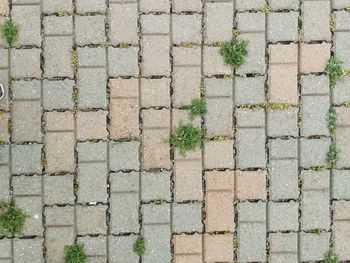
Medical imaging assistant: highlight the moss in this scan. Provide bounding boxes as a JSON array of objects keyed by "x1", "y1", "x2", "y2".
[
  {"x1": 330, "y1": 13, "x2": 335, "y2": 32},
  {"x1": 71, "y1": 49, "x2": 78, "y2": 74},
  {"x1": 133, "y1": 237, "x2": 146, "y2": 256},
  {"x1": 328, "y1": 107, "x2": 337, "y2": 137},
  {"x1": 72, "y1": 89, "x2": 79, "y2": 104}
]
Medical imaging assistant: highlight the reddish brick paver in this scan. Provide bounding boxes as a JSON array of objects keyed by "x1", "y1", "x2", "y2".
[
  {"x1": 76, "y1": 110, "x2": 108, "y2": 141},
  {"x1": 236, "y1": 170, "x2": 267, "y2": 201},
  {"x1": 0, "y1": 112, "x2": 10, "y2": 142},
  {"x1": 299, "y1": 43, "x2": 331, "y2": 74},
  {"x1": 173, "y1": 234, "x2": 202, "y2": 263}
]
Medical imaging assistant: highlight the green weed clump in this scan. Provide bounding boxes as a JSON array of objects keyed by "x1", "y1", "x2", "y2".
[
  {"x1": 169, "y1": 122, "x2": 205, "y2": 156},
  {"x1": 65, "y1": 244, "x2": 87, "y2": 263},
  {"x1": 133, "y1": 237, "x2": 146, "y2": 256},
  {"x1": 323, "y1": 251, "x2": 339, "y2": 263},
  {"x1": 0, "y1": 200, "x2": 27, "y2": 236},
  {"x1": 220, "y1": 37, "x2": 248, "y2": 69},
  {"x1": 185, "y1": 99, "x2": 207, "y2": 120},
  {"x1": 325, "y1": 58, "x2": 344, "y2": 87},
  {"x1": 328, "y1": 107, "x2": 337, "y2": 136},
  {"x1": 327, "y1": 144, "x2": 338, "y2": 168},
  {"x1": 0, "y1": 20, "x2": 18, "y2": 47}
]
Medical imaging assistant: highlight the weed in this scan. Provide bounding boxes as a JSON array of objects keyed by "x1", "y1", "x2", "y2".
[
  {"x1": 232, "y1": 29, "x2": 241, "y2": 36},
  {"x1": 262, "y1": 5, "x2": 271, "y2": 13},
  {"x1": 41, "y1": 158, "x2": 47, "y2": 167},
  {"x1": 325, "y1": 58, "x2": 344, "y2": 87},
  {"x1": 181, "y1": 43, "x2": 195, "y2": 48},
  {"x1": 326, "y1": 144, "x2": 338, "y2": 168},
  {"x1": 310, "y1": 166, "x2": 325, "y2": 172},
  {"x1": 0, "y1": 20, "x2": 19, "y2": 47},
  {"x1": 220, "y1": 37, "x2": 248, "y2": 69},
  {"x1": 328, "y1": 107, "x2": 337, "y2": 136},
  {"x1": 133, "y1": 237, "x2": 146, "y2": 256},
  {"x1": 266, "y1": 103, "x2": 292, "y2": 110},
  {"x1": 323, "y1": 251, "x2": 339, "y2": 263},
  {"x1": 64, "y1": 244, "x2": 87, "y2": 263},
  {"x1": 169, "y1": 122, "x2": 205, "y2": 157},
  {"x1": 7, "y1": 120, "x2": 12, "y2": 134},
  {"x1": 346, "y1": 7, "x2": 350, "y2": 12},
  {"x1": 330, "y1": 13, "x2": 335, "y2": 32},
  {"x1": 72, "y1": 89, "x2": 79, "y2": 104},
  {"x1": 185, "y1": 99, "x2": 207, "y2": 120},
  {"x1": 71, "y1": 49, "x2": 78, "y2": 73},
  {"x1": 213, "y1": 135, "x2": 230, "y2": 141},
  {"x1": 151, "y1": 199, "x2": 165, "y2": 205},
  {"x1": 343, "y1": 102, "x2": 350, "y2": 108},
  {"x1": 0, "y1": 200, "x2": 27, "y2": 236}
]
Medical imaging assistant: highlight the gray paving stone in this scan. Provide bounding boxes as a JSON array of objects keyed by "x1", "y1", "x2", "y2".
[
  {"x1": 173, "y1": 0, "x2": 202, "y2": 12},
  {"x1": 334, "y1": 32, "x2": 350, "y2": 71},
  {"x1": 12, "y1": 175, "x2": 41, "y2": 196},
  {"x1": 335, "y1": 11, "x2": 350, "y2": 31},
  {"x1": 269, "y1": 0, "x2": 299, "y2": 10},
  {"x1": 76, "y1": 205, "x2": 107, "y2": 235},
  {"x1": 234, "y1": 76, "x2": 266, "y2": 106},
  {"x1": 139, "y1": 0, "x2": 170, "y2": 13},
  {"x1": 10, "y1": 49, "x2": 41, "y2": 78},
  {"x1": 108, "y1": 235, "x2": 139, "y2": 263},
  {"x1": 13, "y1": 238, "x2": 44, "y2": 263},
  {"x1": 76, "y1": 0, "x2": 106, "y2": 13},
  {"x1": 333, "y1": 76, "x2": 350, "y2": 105},
  {"x1": 43, "y1": 175, "x2": 74, "y2": 205},
  {"x1": 75, "y1": 15, "x2": 106, "y2": 45},
  {"x1": 203, "y1": 46, "x2": 232, "y2": 76},
  {"x1": 236, "y1": 12, "x2": 266, "y2": 33},
  {"x1": 332, "y1": 0, "x2": 350, "y2": 9},
  {"x1": 110, "y1": 172, "x2": 140, "y2": 234},
  {"x1": 141, "y1": 171, "x2": 171, "y2": 202},
  {"x1": 45, "y1": 206, "x2": 74, "y2": 226},
  {"x1": 268, "y1": 201, "x2": 299, "y2": 231},
  {"x1": 172, "y1": 203, "x2": 203, "y2": 233},
  {"x1": 0, "y1": 239, "x2": 11, "y2": 258},
  {"x1": 267, "y1": 108, "x2": 298, "y2": 137},
  {"x1": 42, "y1": 0, "x2": 73, "y2": 13},
  {"x1": 235, "y1": 0, "x2": 265, "y2": 10},
  {"x1": 172, "y1": 14, "x2": 202, "y2": 44},
  {"x1": 109, "y1": 141, "x2": 140, "y2": 171},
  {"x1": 269, "y1": 233, "x2": 298, "y2": 263},
  {"x1": 77, "y1": 47, "x2": 106, "y2": 67},
  {"x1": 77, "y1": 236, "x2": 107, "y2": 260},
  {"x1": 301, "y1": 74, "x2": 329, "y2": 95},
  {"x1": 141, "y1": 14, "x2": 169, "y2": 35},
  {"x1": 108, "y1": 47, "x2": 139, "y2": 77},
  {"x1": 332, "y1": 170, "x2": 350, "y2": 199},
  {"x1": 43, "y1": 79, "x2": 74, "y2": 110},
  {"x1": 269, "y1": 138, "x2": 298, "y2": 159},
  {"x1": 236, "y1": 108, "x2": 265, "y2": 128},
  {"x1": 336, "y1": 126, "x2": 350, "y2": 169},
  {"x1": 299, "y1": 233, "x2": 330, "y2": 262},
  {"x1": 300, "y1": 138, "x2": 331, "y2": 168},
  {"x1": 237, "y1": 202, "x2": 266, "y2": 262},
  {"x1": 267, "y1": 12, "x2": 299, "y2": 42},
  {"x1": 0, "y1": 145, "x2": 10, "y2": 201},
  {"x1": 11, "y1": 144, "x2": 42, "y2": 175},
  {"x1": 140, "y1": 78, "x2": 171, "y2": 108}
]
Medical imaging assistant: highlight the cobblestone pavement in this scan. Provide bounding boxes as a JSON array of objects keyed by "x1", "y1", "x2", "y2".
[{"x1": 0, "y1": 0, "x2": 350, "y2": 262}]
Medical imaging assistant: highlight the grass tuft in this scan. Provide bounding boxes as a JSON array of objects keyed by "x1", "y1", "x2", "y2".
[
  {"x1": 326, "y1": 144, "x2": 338, "y2": 168},
  {"x1": 328, "y1": 107, "x2": 337, "y2": 136},
  {"x1": 169, "y1": 122, "x2": 206, "y2": 157},
  {"x1": 64, "y1": 244, "x2": 87, "y2": 263},
  {"x1": 133, "y1": 237, "x2": 146, "y2": 256},
  {"x1": 0, "y1": 20, "x2": 19, "y2": 47},
  {"x1": 325, "y1": 58, "x2": 344, "y2": 87},
  {"x1": 185, "y1": 99, "x2": 207, "y2": 120},
  {"x1": 71, "y1": 49, "x2": 78, "y2": 73},
  {"x1": 220, "y1": 37, "x2": 248, "y2": 69},
  {"x1": 323, "y1": 251, "x2": 339, "y2": 263},
  {"x1": 330, "y1": 14, "x2": 335, "y2": 32},
  {"x1": 0, "y1": 200, "x2": 27, "y2": 236}
]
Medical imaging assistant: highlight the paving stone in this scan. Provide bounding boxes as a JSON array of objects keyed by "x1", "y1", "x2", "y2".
[
  {"x1": 76, "y1": 0, "x2": 106, "y2": 13},
  {"x1": 77, "y1": 142, "x2": 108, "y2": 203},
  {"x1": 140, "y1": 0, "x2": 170, "y2": 12},
  {"x1": 172, "y1": 203, "x2": 203, "y2": 233},
  {"x1": 76, "y1": 205, "x2": 107, "y2": 235},
  {"x1": 0, "y1": 238, "x2": 11, "y2": 258},
  {"x1": 235, "y1": 0, "x2": 265, "y2": 10},
  {"x1": 141, "y1": 14, "x2": 169, "y2": 35},
  {"x1": 234, "y1": 76, "x2": 266, "y2": 106},
  {"x1": 172, "y1": 109, "x2": 201, "y2": 130},
  {"x1": 333, "y1": 77, "x2": 350, "y2": 105},
  {"x1": 204, "y1": 234, "x2": 234, "y2": 263},
  {"x1": 109, "y1": 141, "x2": 140, "y2": 171},
  {"x1": 11, "y1": 144, "x2": 42, "y2": 175},
  {"x1": 268, "y1": 43, "x2": 298, "y2": 104},
  {"x1": 109, "y1": 3, "x2": 138, "y2": 45},
  {"x1": 108, "y1": 47, "x2": 139, "y2": 77},
  {"x1": 302, "y1": 1, "x2": 331, "y2": 41},
  {"x1": 301, "y1": 74, "x2": 330, "y2": 95},
  {"x1": 299, "y1": 233, "x2": 330, "y2": 262},
  {"x1": 141, "y1": 36, "x2": 170, "y2": 77},
  {"x1": 141, "y1": 109, "x2": 171, "y2": 170},
  {"x1": 332, "y1": 0, "x2": 350, "y2": 8},
  {"x1": 237, "y1": 202, "x2": 266, "y2": 262},
  {"x1": 173, "y1": 234, "x2": 202, "y2": 263},
  {"x1": 269, "y1": 233, "x2": 298, "y2": 263},
  {"x1": 0, "y1": 112, "x2": 10, "y2": 142},
  {"x1": 269, "y1": 0, "x2": 299, "y2": 10},
  {"x1": 203, "y1": 46, "x2": 232, "y2": 76},
  {"x1": 44, "y1": 111, "x2": 75, "y2": 173},
  {"x1": 267, "y1": 108, "x2": 299, "y2": 137},
  {"x1": 301, "y1": 170, "x2": 330, "y2": 231},
  {"x1": 0, "y1": 145, "x2": 10, "y2": 201},
  {"x1": 12, "y1": 5, "x2": 41, "y2": 46},
  {"x1": 236, "y1": 170, "x2": 267, "y2": 201},
  {"x1": 268, "y1": 12, "x2": 299, "y2": 42},
  {"x1": 75, "y1": 15, "x2": 106, "y2": 45},
  {"x1": 108, "y1": 235, "x2": 139, "y2": 263},
  {"x1": 236, "y1": 108, "x2": 265, "y2": 128},
  {"x1": 13, "y1": 238, "x2": 44, "y2": 263},
  {"x1": 172, "y1": 14, "x2": 201, "y2": 44},
  {"x1": 268, "y1": 201, "x2": 299, "y2": 231},
  {"x1": 43, "y1": 175, "x2": 74, "y2": 205},
  {"x1": 77, "y1": 47, "x2": 106, "y2": 68},
  {"x1": 141, "y1": 171, "x2": 171, "y2": 202},
  {"x1": 333, "y1": 201, "x2": 350, "y2": 260},
  {"x1": 332, "y1": 170, "x2": 350, "y2": 199},
  {"x1": 0, "y1": 50, "x2": 9, "y2": 111},
  {"x1": 173, "y1": 0, "x2": 202, "y2": 12},
  {"x1": 42, "y1": 0, "x2": 73, "y2": 13},
  {"x1": 336, "y1": 108, "x2": 350, "y2": 168},
  {"x1": 10, "y1": 49, "x2": 41, "y2": 78},
  {"x1": 300, "y1": 138, "x2": 331, "y2": 168},
  {"x1": 299, "y1": 43, "x2": 331, "y2": 74},
  {"x1": 335, "y1": 11, "x2": 350, "y2": 31},
  {"x1": 236, "y1": 12, "x2": 265, "y2": 33},
  {"x1": 77, "y1": 236, "x2": 107, "y2": 262},
  {"x1": 43, "y1": 79, "x2": 74, "y2": 110},
  {"x1": 76, "y1": 111, "x2": 108, "y2": 141},
  {"x1": 204, "y1": 140, "x2": 234, "y2": 169},
  {"x1": 334, "y1": 32, "x2": 350, "y2": 71},
  {"x1": 43, "y1": 15, "x2": 73, "y2": 36},
  {"x1": 140, "y1": 78, "x2": 170, "y2": 107},
  {"x1": 205, "y1": 170, "x2": 234, "y2": 232},
  {"x1": 0, "y1": 0, "x2": 9, "y2": 16}
]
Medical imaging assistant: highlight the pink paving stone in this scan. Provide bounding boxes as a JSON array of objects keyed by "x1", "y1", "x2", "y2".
[
  {"x1": 333, "y1": 201, "x2": 350, "y2": 260},
  {"x1": 236, "y1": 170, "x2": 267, "y2": 200},
  {"x1": 299, "y1": 43, "x2": 331, "y2": 74},
  {"x1": 76, "y1": 110, "x2": 108, "y2": 141},
  {"x1": 205, "y1": 170, "x2": 234, "y2": 232},
  {"x1": 268, "y1": 43, "x2": 298, "y2": 104},
  {"x1": 109, "y1": 78, "x2": 140, "y2": 139},
  {"x1": 141, "y1": 109, "x2": 171, "y2": 170},
  {"x1": 204, "y1": 234, "x2": 234, "y2": 263},
  {"x1": 204, "y1": 140, "x2": 235, "y2": 169},
  {"x1": 173, "y1": 233, "x2": 203, "y2": 263},
  {"x1": 174, "y1": 149, "x2": 203, "y2": 202},
  {"x1": 140, "y1": 78, "x2": 171, "y2": 107},
  {"x1": 0, "y1": 112, "x2": 10, "y2": 142},
  {"x1": 0, "y1": 0, "x2": 9, "y2": 16}
]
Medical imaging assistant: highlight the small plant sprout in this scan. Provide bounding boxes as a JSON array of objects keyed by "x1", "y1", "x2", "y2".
[
  {"x1": 133, "y1": 237, "x2": 146, "y2": 256},
  {"x1": 0, "y1": 200, "x2": 27, "y2": 236},
  {"x1": 323, "y1": 251, "x2": 339, "y2": 263},
  {"x1": 0, "y1": 20, "x2": 18, "y2": 47},
  {"x1": 169, "y1": 122, "x2": 206, "y2": 157},
  {"x1": 220, "y1": 37, "x2": 248, "y2": 69},
  {"x1": 327, "y1": 144, "x2": 338, "y2": 168},
  {"x1": 185, "y1": 99, "x2": 207, "y2": 120},
  {"x1": 328, "y1": 107, "x2": 337, "y2": 136},
  {"x1": 325, "y1": 58, "x2": 344, "y2": 87},
  {"x1": 64, "y1": 244, "x2": 87, "y2": 263}
]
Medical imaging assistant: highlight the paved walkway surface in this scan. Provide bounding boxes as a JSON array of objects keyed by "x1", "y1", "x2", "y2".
[{"x1": 0, "y1": 0, "x2": 350, "y2": 262}]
